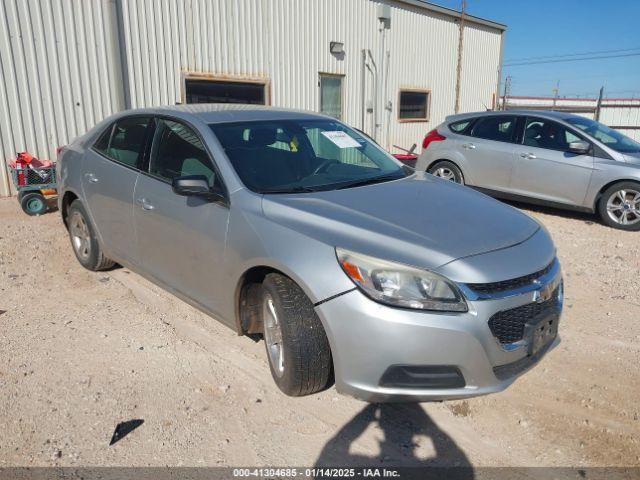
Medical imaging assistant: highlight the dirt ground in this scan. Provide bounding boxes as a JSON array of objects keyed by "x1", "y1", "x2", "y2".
[{"x1": 0, "y1": 195, "x2": 638, "y2": 468}]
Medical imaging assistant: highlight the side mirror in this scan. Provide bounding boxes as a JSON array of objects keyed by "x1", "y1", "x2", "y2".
[
  {"x1": 568, "y1": 140, "x2": 590, "y2": 155},
  {"x1": 172, "y1": 175, "x2": 225, "y2": 202}
]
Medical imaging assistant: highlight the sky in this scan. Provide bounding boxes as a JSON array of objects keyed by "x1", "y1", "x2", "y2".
[{"x1": 433, "y1": 0, "x2": 640, "y2": 99}]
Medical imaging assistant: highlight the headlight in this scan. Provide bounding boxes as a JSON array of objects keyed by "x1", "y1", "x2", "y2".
[{"x1": 336, "y1": 248, "x2": 468, "y2": 312}]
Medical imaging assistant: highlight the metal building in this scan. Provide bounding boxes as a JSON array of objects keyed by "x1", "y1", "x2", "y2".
[{"x1": 0, "y1": 0, "x2": 506, "y2": 197}]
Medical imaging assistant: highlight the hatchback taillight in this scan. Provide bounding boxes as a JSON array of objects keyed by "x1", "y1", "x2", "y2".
[{"x1": 422, "y1": 129, "x2": 446, "y2": 149}]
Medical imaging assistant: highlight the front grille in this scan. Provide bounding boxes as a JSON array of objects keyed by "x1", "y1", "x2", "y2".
[
  {"x1": 488, "y1": 287, "x2": 560, "y2": 344},
  {"x1": 467, "y1": 261, "x2": 554, "y2": 296}
]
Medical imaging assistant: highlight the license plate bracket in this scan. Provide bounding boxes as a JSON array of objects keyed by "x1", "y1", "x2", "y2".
[{"x1": 524, "y1": 313, "x2": 559, "y2": 357}]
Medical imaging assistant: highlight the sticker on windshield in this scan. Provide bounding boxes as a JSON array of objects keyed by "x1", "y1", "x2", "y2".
[{"x1": 321, "y1": 131, "x2": 361, "y2": 149}]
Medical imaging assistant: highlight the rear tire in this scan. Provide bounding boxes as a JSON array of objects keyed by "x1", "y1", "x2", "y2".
[
  {"x1": 428, "y1": 160, "x2": 464, "y2": 184},
  {"x1": 67, "y1": 200, "x2": 116, "y2": 271},
  {"x1": 261, "y1": 273, "x2": 332, "y2": 396},
  {"x1": 597, "y1": 181, "x2": 640, "y2": 231},
  {"x1": 20, "y1": 192, "x2": 47, "y2": 216}
]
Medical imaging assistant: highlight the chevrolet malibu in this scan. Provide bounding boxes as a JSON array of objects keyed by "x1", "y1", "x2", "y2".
[{"x1": 57, "y1": 105, "x2": 563, "y2": 402}]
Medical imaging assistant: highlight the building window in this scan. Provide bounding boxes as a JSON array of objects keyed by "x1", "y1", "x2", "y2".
[
  {"x1": 319, "y1": 74, "x2": 343, "y2": 120},
  {"x1": 184, "y1": 78, "x2": 267, "y2": 105},
  {"x1": 398, "y1": 89, "x2": 430, "y2": 121}
]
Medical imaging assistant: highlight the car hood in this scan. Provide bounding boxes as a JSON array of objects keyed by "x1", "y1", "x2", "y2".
[
  {"x1": 261, "y1": 173, "x2": 540, "y2": 271},
  {"x1": 622, "y1": 152, "x2": 640, "y2": 164}
]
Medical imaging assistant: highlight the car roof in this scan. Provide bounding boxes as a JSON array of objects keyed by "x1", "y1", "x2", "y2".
[
  {"x1": 444, "y1": 109, "x2": 581, "y2": 123},
  {"x1": 115, "y1": 103, "x2": 334, "y2": 124}
]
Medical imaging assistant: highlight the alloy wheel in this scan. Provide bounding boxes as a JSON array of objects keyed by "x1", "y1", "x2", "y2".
[
  {"x1": 606, "y1": 188, "x2": 640, "y2": 226},
  {"x1": 433, "y1": 167, "x2": 457, "y2": 182},
  {"x1": 69, "y1": 211, "x2": 91, "y2": 260}
]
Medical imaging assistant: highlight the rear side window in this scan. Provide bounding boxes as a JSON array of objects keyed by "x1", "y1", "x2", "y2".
[
  {"x1": 93, "y1": 117, "x2": 151, "y2": 168},
  {"x1": 471, "y1": 116, "x2": 516, "y2": 143},
  {"x1": 449, "y1": 119, "x2": 473, "y2": 134}
]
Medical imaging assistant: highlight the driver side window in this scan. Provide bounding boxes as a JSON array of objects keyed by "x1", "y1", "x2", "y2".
[
  {"x1": 523, "y1": 118, "x2": 587, "y2": 152},
  {"x1": 150, "y1": 119, "x2": 218, "y2": 187}
]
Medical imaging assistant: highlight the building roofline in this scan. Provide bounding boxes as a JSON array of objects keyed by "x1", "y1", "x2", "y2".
[
  {"x1": 392, "y1": 0, "x2": 507, "y2": 32},
  {"x1": 506, "y1": 95, "x2": 640, "y2": 102}
]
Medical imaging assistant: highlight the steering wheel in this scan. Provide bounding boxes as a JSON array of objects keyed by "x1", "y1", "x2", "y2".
[{"x1": 312, "y1": 159, "x2": 340, "y2": 175}]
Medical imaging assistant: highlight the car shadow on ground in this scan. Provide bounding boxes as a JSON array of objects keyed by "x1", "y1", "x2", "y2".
[
  {"x1": 501, "y1": 199, "x2": 597, "y2": 224},
  {"x1": 314, "y1": 403, "x2": 474, "y2": 478}
]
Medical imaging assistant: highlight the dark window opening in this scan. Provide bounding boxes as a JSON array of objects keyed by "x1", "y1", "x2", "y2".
[
  {"x1": 92, "y1": 117, "x2": 151, "y2": 168},
  {"x1": 399, "y1": 90, "x2": 430, "y2": 121},
  {"x1": 471, "y1": 115, "x2": 516, "y2": 143},
  {"x1": 185, "y1": 79, "x2": 266, "y2": 105}
]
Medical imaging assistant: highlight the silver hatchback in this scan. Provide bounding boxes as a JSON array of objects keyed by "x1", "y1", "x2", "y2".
[
  {"x1": 417, "y1": 110, "x2": 640, "y2": 230},
  {"x1": 58, "y1": 105, "x2": 562, "y2": 402}
]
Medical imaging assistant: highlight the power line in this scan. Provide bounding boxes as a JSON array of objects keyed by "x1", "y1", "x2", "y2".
[
  {"x1": 504, "y1": 52, "x2": 640, "y2": 67},
  {"x1": 504, "y1": 46, "x2": 640, "y2": 63}
]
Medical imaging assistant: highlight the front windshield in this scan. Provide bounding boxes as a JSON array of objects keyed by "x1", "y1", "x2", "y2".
[
  {"x1": 210, "y1": 119, "x2": 406, "y2": 193},
  {"x1": 565, "y1": 117, "x2": 640, "y2": 154}
]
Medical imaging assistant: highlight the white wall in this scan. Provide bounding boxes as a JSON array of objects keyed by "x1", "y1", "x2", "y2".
[{"x1": 0, "y1": 0, "x2": 503, "y2": 196}]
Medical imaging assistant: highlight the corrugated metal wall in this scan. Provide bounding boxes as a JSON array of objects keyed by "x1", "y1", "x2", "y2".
[
  {"x1": 0, "y1": 0, "x2": 125, "y2": 195},
  {"x1": 0, "y1": 0, "x2": 503, "y2": 197}
]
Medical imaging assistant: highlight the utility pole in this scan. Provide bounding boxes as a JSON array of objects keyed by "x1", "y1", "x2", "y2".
[
  {"x1": 454, "y1": 0, "x2": 466, "y2": 113},
  {"x1": 595, "y1": 86, "x2": 604, "y2": 121},
  {"x1": 552, "y1": 80, "x2": 560, "y2": 110},
  {"x1": 501, "y1": 75, "x2": 512, "y2": 110}
]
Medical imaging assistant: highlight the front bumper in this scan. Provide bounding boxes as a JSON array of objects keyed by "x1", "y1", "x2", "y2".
[{"x1": 314, "y1": 267, "x2": 562, "y2": 403}]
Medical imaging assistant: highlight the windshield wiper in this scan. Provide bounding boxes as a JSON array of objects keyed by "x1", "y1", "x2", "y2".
[
  {"x1": 260, "y1": 186, "x2": 323, "y2": 194},
  {"x1": 334, "y1": 173, "x2": 405, "y2": 190}
]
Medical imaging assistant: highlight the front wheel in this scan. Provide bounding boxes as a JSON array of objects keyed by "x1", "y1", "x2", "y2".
[
  {"x1": 598, "y1": 182, "x2": 640, "y2": 231},
  {"x1": 261, "y1": 273, "x2": 332, "y2": 396},
  {"x1": 428, "y1": 161, "x2": 464, "y2": 184}
]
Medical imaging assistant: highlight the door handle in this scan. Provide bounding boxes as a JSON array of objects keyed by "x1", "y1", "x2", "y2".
[
  {"x1": 137, "y1": 198, "x2": 155, "y2": 211},
  {"x1": 462, "y1": 143, "x2": 476, "y2": 150},
  {"x1": 520, "y1": 152, "x2": 537, "y2": 159},
  {"x1": 85, "y1": 173, "x2": 99, "y2": 183}
]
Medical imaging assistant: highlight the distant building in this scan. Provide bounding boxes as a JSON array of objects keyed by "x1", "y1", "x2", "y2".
[
  {"x1": 0, "y1": 0, "x2": 506, "y2": 197},
  {"x1": 499, "y1": 96, "x2": 640, "y2": 141}
]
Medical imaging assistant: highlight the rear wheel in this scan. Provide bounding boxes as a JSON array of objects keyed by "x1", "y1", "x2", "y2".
[
  {"x1": 20, "y1": 192, "x2": 47, "y2": 216},
  {"x1": 261, "y1": 273, "x2": 332, "y2": 396},
  {"x1": 67, "y1": 200, "x2": 116, "y2": 270},
  {"x1": 428, "y1": 161, "x2": 464, "y2": 184},
  {"x1": 598, "y1": 182, "x2": 640, "y2": 231}
]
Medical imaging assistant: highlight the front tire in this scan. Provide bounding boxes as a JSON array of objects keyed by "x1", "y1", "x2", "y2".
[
  {"x1": 597, "y1": 182, "x2": 640, "y2": 231},
  {"x1": 428, "y1": 160, "x2": 464, "y2": 184},
  {"x1": 261, "y1": 273, "x2": 332, "y2": 396},
  {"x1": 67, "y1": 200, "x2": 116, "y2": 271}
]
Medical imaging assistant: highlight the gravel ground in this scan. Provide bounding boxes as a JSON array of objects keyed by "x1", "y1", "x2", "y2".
[{"x1": 0, "y1": 196, "x2": 638, "y2": 467}]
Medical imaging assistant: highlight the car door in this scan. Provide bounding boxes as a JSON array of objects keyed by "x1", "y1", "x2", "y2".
[
  {"x1": 511, "y1": 117, "x2": 594, "y2": 206},
  {"x1": 459, "y1": 115, "x2": 518, "y2": 190},
  {"x1": 133, "y1": 117, "x2": 230, "y2": 313},
  {"x1": 82, "y1": 116, "x2": 152, "y2": 265}
]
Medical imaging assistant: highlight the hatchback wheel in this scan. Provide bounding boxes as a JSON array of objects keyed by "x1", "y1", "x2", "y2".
[
  {"x1": 67, "y1": 200, "x2": 116, "y2": 270},
  {"x1": 598, "y1": 182, "x2": 640, "y2": 231},
  {"x1": 428, "y1": 161, "x2": 464, "y2": 184},
  {"x1": 261, "y1": 273, "x2": 332, "y2": 396}
]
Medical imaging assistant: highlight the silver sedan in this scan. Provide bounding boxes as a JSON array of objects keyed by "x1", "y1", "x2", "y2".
[
  {"x1": 417, "y1": 110, "x2": 640, "y2": 231},
  {"x1": 57, "y1": 105, "x2": 562, "y2": 402}
]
